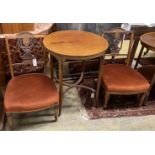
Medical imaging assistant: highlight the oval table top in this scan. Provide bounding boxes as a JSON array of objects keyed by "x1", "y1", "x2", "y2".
[
  {"x1": 43, "y1": 30, "x2": 108, "y2": 59},
  {"x1": 140, "y1": 32, "x2": 155, "y2": 50}
]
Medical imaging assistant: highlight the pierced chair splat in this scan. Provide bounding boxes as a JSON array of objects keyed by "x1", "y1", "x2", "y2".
[{"x1": 4, "y1": 32, "x2": 59, "y2": 130}]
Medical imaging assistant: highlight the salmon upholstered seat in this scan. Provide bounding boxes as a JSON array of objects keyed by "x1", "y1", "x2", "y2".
[
  {"x1": 103, "y1": 64, "x2": 150, "y2": 92},
  {"x1": 4, "y1": 73, "x2": 59, "y2": 113}
]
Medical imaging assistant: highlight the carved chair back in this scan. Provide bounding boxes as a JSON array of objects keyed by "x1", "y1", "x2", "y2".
[
  {"x1": 103, "y1": 28, "x2": 134, "y2": 66},
  {"x1": 5, "y1": 32, "x2": 48, "y2": 78}
]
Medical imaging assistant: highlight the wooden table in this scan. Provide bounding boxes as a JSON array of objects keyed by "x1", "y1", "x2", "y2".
[
  {"x1": 135, "y1": 32, "x2": 155, "y2": 69},
  {"x1": 43, "y1": 30, "x2": 108, "y2": 115},
  {"x1": 140, "y1": 32, "x2": 155, "y2": 50},
  {"x1": 130, "y1": 25, "x2": 155, "y2": 65}
]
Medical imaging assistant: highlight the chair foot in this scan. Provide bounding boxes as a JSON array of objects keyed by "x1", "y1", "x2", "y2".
[
  {"x1": 103, "y1": 92, "x2": 110, "y2": 109},
  {"x1": 6, "y1": 113, "x2": 14, "y2": 130}
]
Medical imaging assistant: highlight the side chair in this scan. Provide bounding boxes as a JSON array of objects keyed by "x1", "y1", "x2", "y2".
[
  {"x1": 4, "y1": 32, "x2": 59, "y2": 130},
  {"x1": 101, "y1": 29, "x2": 150, "y2": 109}
]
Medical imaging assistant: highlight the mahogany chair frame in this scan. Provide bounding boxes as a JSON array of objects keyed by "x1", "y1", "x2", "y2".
[
  {"x1": 102, "y1": 29, "x2": 149, "y2": 109},
  {"x1": 5, "y1": 34, "x2": 59, "y2": 130}
]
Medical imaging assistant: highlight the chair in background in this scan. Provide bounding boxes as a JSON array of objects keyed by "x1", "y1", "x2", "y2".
[
  {"x1": 4, "y1": 32, "x2": 59, "y2": 130},
  {"x1": 101, "y1": 29, "x2": 150, "y2": 109}
]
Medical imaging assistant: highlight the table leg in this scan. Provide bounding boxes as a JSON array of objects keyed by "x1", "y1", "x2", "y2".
[
  {"x1": 58, "y1": 57, "x2": 63, "y2": 116},
  {"x1": 95, "y1": 56, "x2": 104, "y2": 107},
  {"x1": 144, "y1": 49, "x2": 149, "y2": 56},
  {"x1": 134, "y1": 45, "x2": 144, "y2": 69},
  {"x1": 50, "y1": 54, "x2": 54, "y2": 79}
]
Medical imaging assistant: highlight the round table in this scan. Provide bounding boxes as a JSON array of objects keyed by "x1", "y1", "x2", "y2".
[
  {"x1": 43, "y1": 30, "x2": 108, "y2": 115},
  {"x1": 135, "y1": 32, "x2": 155, "y2": 69}
]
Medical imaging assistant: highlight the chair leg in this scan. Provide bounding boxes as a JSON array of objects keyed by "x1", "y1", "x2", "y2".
[
  {"x1": 139, "y1": 92, "x2": 147, "y2": 106},
  {"x1": 6, "y1": 113, "x2": 14, "y2": 130},
  {"x1": 50, "y1": 54, "x2": 54, "y2": 79},
  {"x1": 143, "y1": 92, "x2": 150, "y2": 105},
  {"x1": 103, "y1": 92, "x2": 110, "y2": 109},
  {"x1": 54, "y1": 107, "x2": 58, "y2": 122},
  {"x1": 144, "y1": 79, "x2": 155, "y2": 105}
]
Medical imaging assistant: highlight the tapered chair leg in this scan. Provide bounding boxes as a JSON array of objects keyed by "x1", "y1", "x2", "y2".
[
  {"x1": 103, "y1": 92, "x2": 110, "y2": 109},
  {"x1": 54, "y1": 107, "x2": 58, "y2": 122},
  {"x1": 139, "y1": 92, "x2": 147, "y2": 106},
  {"x1": 6, "y1": 113, "x2": 14, "y2": 130},
  {"x1": 144, "y1": 78, "x2": 155, "y2": 105},
  {"x1": 143, "y1": 92, "x2": 150, "y2": 105}
]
